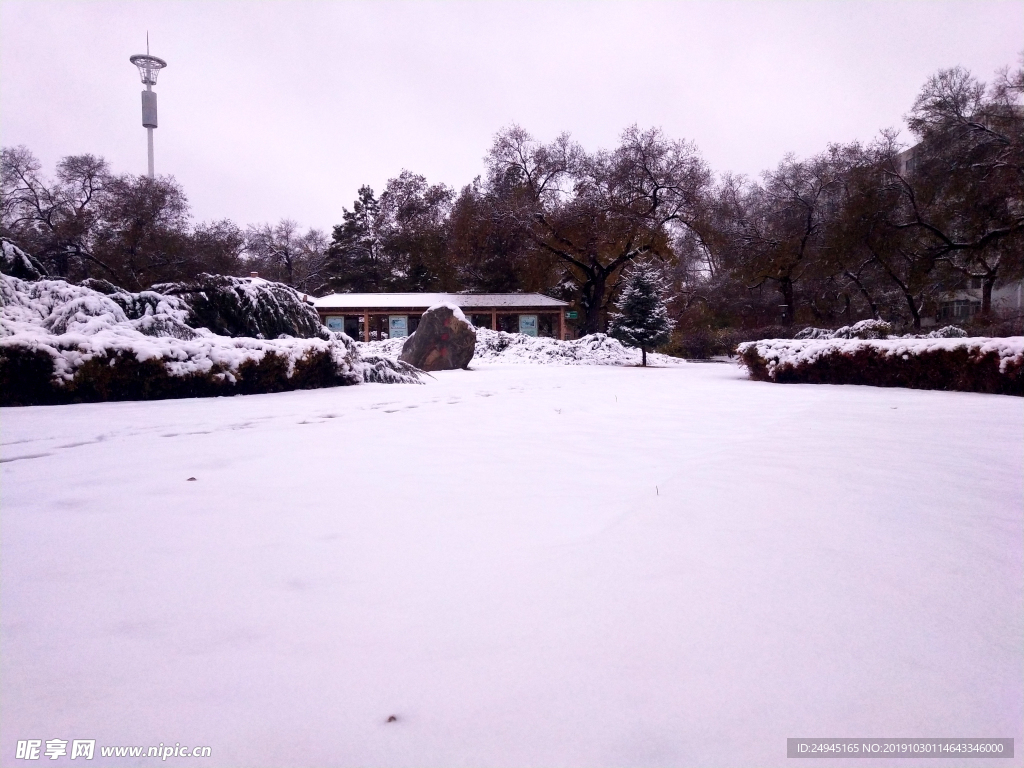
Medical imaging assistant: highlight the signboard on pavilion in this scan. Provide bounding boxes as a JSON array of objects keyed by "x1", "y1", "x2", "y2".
[{"x1": 389, "y1": 316, "x2": 409, "y2": 338}]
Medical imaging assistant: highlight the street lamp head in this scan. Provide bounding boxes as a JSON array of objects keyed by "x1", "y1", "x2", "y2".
[{"x1": 129, "y1": 54, "x2": 167, "y2": 86}]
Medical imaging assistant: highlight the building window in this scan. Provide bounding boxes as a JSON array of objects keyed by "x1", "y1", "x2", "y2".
[
  {"x1": 937, "y1": 300, "x2": 980, "y2": 321},
  {"x1": 970, "y1": 277, "x2": 983, "y2": 290},
  {"x1": 470, "y1": 314, "x2": 493, "y2": 329},
  {"x1": 344, "y1": 316, "x2": 363, "y2": 339},
  {"x1": 496, "y1": 314, "x2": 519, "y2": 333},
  {"x1": 537, "y1": 314, "x2": 555, "y2": 338}
]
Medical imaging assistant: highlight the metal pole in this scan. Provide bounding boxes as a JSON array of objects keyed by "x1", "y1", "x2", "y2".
[{"x1": 146, "y1": 83, "x2": 154, "y2": 178}]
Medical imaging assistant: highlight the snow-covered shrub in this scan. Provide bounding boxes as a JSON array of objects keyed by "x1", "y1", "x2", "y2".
[
  {"x1": 834, "y1": 319, "x2": 892, "y2": 339},
  {"x1": 736, "y1": 337, "x2": 1023, "y2": 396},
  {"x1": 465, "y1": 329, "x2": 678, "y2": 366},
  {"x1": 793, "y1": 319, "x2": 894, "y2": 341},
  {"x1": 793, "y1": 327, "x2": 834, "y2": 340},
  {"x1": 358, "y1": 328, "x2": 685, "y2": 366},
  {"x1": 887, "y1": 326, "x2": 970, "y2": 340},
  {"x1": 920, "y1": 325, "x2": 968, "y2": 339},
  {"x1": 131, "y1": 313, "x2": 202, "y2": 340},
  {"x1": 77, "y1": 272, "x2": 326, "y2": 340},
  {"x1": 0, "y1": 271, "x2": 420, "y2": 405},
  {"x1": 1, "y1": 240, "x2": 46, "y2": 281},
  {"x1": 149, "y1": 274, "x2": 328, "y2": 340},
  {"x1": 42, "y1": 294, "x2": 130, "y2": 335},
  {"x1": 359, "y1": 354, "x2": 424, "y2": 384}
]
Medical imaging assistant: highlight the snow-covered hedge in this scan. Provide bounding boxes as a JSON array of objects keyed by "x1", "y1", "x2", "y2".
[
  {"x1": 793, "y1": 319, "x2": 969, "y2": 341},
  {"x1": 737, "y1": 336, "x2": 1024, "y2": 396},
  {"x1": 1, "y1": 333, "x2": 364, "y2": 406},
  {"x1": 0, "y1": 258, "x2": 420, "y2": 406},
  {"x1": 88, "y1": 273, "x2": 328, "y2": 340}
]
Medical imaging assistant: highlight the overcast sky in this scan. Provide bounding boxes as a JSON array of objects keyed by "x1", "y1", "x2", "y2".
[{"x1": 1, "y1": 1, "x2": 1021, "y2": 233}]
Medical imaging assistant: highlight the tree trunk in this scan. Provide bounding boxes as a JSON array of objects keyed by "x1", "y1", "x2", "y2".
[
  {"x1": 779, "y1": 277, "x2": 795, "y2": 326},
  {"x1": 845, "y1": 270, "x2": 880, "y2": 319},
  {"x1": 580, "y1": 272, "x2": 607, "y2": 335},
  {"x1": 982, "y1": 276, "x2": 994, "y2": 315},
  {"x1": 902, "y1": 288, "x2": 922, "y2": 329}
]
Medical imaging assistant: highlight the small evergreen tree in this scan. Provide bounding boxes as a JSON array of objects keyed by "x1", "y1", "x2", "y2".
[{"x1": 608, "y1": 262, "x2": 675, "y2": 366}]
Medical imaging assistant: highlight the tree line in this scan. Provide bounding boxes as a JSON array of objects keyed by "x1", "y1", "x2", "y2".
[{"x1": 3, "y1": 60, "x2": 1021, "y2": 334}]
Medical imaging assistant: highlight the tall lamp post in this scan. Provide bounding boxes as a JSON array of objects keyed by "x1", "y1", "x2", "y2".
[{"x1": 129, "y1": 41, "x2": 167, "y2": 179}]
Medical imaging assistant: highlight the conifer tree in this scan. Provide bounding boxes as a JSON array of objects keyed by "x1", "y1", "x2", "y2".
[
  {"x1": 324, "y1": 186, "x2": 384, "y2": 292},
  {"x1": 608, "y1": 261, "x2": 675, "y2": 366}
]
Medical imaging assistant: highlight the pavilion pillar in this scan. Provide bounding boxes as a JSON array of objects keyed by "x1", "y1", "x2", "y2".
[
  {"x1": 363, "y1": 310, "x2": 370, "y2": 342},
  {"x1": 558, "y1": 310, "x2": 565, "y2": 340},
  {"x1": 491, "y1": 308, "x2": 497, "y2": 331}
]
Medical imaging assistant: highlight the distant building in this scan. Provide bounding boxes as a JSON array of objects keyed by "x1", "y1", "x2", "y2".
[
  {"x1": 313, "y1": 293, "x2": 571, "y2": 341},
  {"x1": 933, "y1": 278, "x2": 1023, "y2": 326},
  {"x1": 894, "y1": 144, "x2": 1022, "y2": 326}
]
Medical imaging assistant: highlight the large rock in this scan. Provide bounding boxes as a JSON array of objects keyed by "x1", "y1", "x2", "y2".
[{"x1": 399, "y1": 304, "x2": 475, "y2": 371}]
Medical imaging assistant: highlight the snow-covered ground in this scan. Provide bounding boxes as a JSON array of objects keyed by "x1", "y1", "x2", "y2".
[{"x1": 2, "y1": 362, "x2": 1021, "y2": 767}]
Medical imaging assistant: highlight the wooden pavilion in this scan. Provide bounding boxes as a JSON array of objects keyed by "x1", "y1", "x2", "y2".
[{"x1": 312, "y1": 293, "x2": 571, "y2": 341}]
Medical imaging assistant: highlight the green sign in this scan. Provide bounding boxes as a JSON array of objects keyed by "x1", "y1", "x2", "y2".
[{"x1": 565, "y1": 311, "x2": 578, "y2": 319}]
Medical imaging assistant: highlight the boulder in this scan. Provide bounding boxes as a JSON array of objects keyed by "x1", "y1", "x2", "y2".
[{"x1": 399, "y1": 304, "x2": 475, "y2": 371}]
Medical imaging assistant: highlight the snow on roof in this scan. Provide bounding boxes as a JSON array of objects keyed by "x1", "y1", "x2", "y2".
[{"x1": 313, "y1": 293, "x2": 568, "y2": 310}]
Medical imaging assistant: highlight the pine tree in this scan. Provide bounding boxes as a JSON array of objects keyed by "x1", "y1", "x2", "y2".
[
  {"x1": 608, "y1": 262, "x2": 675, "y2": 366},
  {"x1": 324, "y1": 186, "x2": 384, "y2": 292}
]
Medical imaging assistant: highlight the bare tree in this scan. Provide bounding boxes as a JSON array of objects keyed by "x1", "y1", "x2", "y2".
[
  {"x1": 190, "y1": 219, "x2": 246, "y2": 277},
  {"x1": 246, "y1": 219, "x2": 328, "y2": 292},
  {"x1": 91, "y1": 174, "x2": 192, "y2": 289},
  {"x1": 896, "y1": 64, "x2": 1024, "y2": 316},
  {"x1": 486, "y1": 125, "x2": 710, "y2": 333},
  {"x1": 1, "y1": 147, "x2": 248, "y2": 289},
  {"x1": 1, "y1": 146, "x2": 111, "y2": 279},
  {"x1": 725, "y1": 146, "x2": 853, "y2": 325}
]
